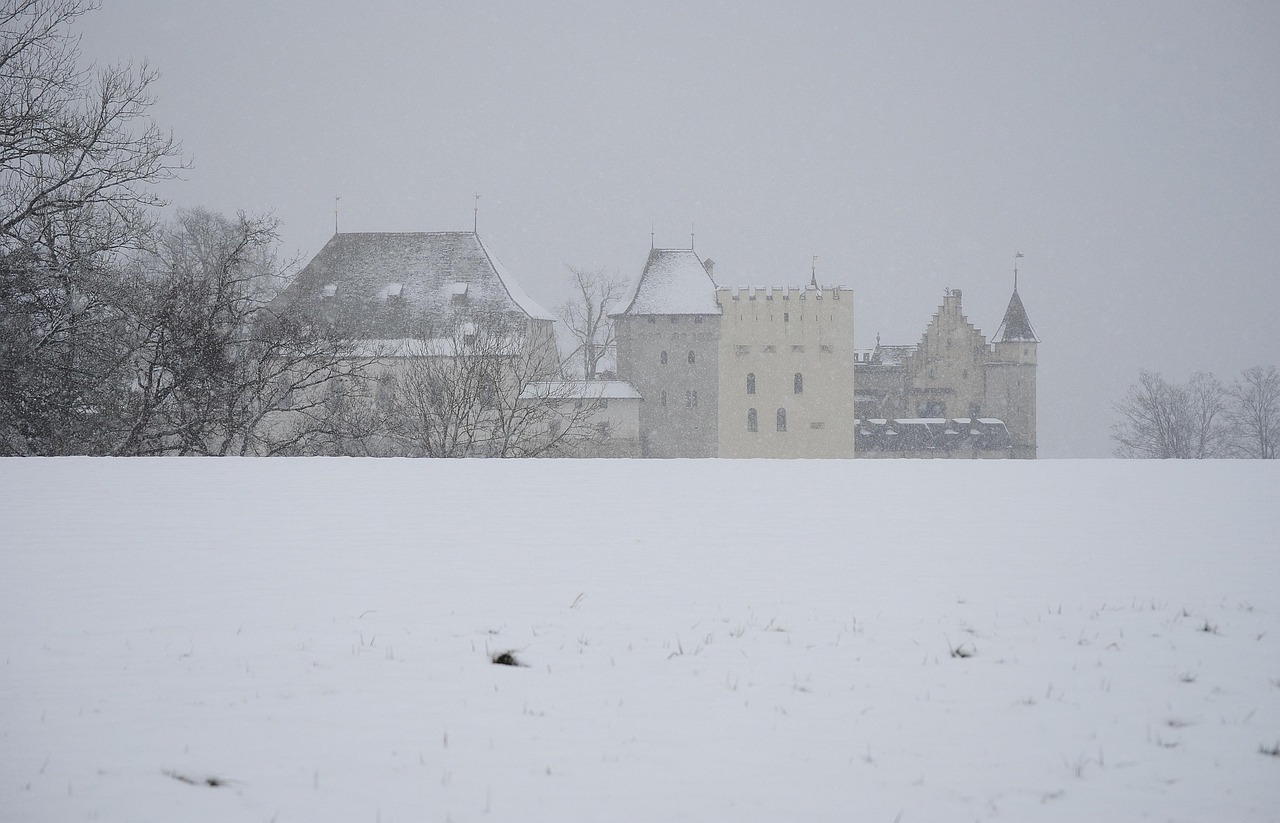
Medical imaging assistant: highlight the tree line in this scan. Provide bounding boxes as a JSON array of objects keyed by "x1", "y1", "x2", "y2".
[{"x1": 1112, "y1": 367, "x2": 1279, "y2": 459}]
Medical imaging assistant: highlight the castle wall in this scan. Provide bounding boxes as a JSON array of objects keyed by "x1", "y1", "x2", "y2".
[
  {"x1": 905, "y1": 290, "x2": 991, "y2": 421},
  {"x1": 615, "y1": 313, "x2": 720, "y2": 457},
  {"x1": 715, "y1": 286, "x2": 854, "y2": 458},
  {"x1": 985, "y1": 341, "x2": 1037, "y2": 459}
]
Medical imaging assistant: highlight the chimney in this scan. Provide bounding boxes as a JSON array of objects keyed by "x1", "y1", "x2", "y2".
[{"x1": 703, "y1": 258, "x2": 715, "y2": 280}]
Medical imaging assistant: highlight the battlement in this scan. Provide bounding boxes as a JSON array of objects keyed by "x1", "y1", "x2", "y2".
[{"x1": 716, "y1": 285, "x2": 850, "y2": 301}]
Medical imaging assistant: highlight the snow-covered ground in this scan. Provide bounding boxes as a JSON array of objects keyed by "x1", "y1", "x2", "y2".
[{"x1": 2, "y1": 458, "x2": 1278, "y2": 822}]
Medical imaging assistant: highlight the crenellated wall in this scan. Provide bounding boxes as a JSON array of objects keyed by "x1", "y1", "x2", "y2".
[{"x1": 715, "y1": 285, "x2": 855, "y2": 458}]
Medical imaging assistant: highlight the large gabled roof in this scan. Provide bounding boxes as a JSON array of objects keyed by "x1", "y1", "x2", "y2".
[
  {"x1": 270, "y1": 231, "x2": 553, "y2": 336},
  {"x1": 616, "y1": 248, "x2": 721, "y2": 316},
  {"x1": 995, "y1": 289, "x2": 1039, "y2": 343}
]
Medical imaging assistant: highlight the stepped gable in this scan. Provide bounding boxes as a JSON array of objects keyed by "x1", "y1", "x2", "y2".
[
  {"x1": 995, "y1": 289, "x2": 1038, "y2": 343},
  {"x1": 617, "y1": 248, "x2": 721, "y2": 316},
  {"x1": 273, "y1": 231, "x2": 554, "y2": 334}
]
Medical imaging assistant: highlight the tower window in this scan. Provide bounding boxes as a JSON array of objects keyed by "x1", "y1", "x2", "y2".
[
  {"x1": 794, "y1": 373, "x2": 803, "y2": 394},
  {"x1": 776, "y1": 408, "x2": 787, "y2": 432},
  {"x1": 747, "y1": 408, "x2": 758, "y2": 432},
  {"x1": 660, "y1": 350, "x2": 668, "y2": 365},
  {"x1": 746, "y1": 373, "x2": 756, "y2": 395},
  {"x1": 687, "y1": 350, "x2": 695, "y2": 364},
  {"x1": 660, "y1": 390, "x2": 667, "y2": 406},
  {"x1": 685, "y1": 390, "x2": 698, "y2": 408}
]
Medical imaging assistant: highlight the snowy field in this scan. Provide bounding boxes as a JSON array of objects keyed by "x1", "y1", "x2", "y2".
[{"x1": 2, "y1": 458, "x2": 1278, "y2": 822}]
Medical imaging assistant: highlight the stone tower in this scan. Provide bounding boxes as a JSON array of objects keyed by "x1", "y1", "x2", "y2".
[
  {"x1": 984, "y1": 285, "x2": 1039, "y2": 458},
  {"x1": 613, "y1": 248, "x2": 722, "y2": 457}
]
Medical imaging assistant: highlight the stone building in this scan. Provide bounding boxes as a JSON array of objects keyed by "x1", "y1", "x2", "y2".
[
  {"x1": 612, "y1": 248, "x2": 722, "y2": 458},
  {"x1": 716, "y1": 285, "x2": 855, "y2": 458},
  {"x1": 854, "y1": 286, "x2": 1038, "y2": 458},
  {"x1": 613, "y1": 247, "x2": 856, "y2": 458}
]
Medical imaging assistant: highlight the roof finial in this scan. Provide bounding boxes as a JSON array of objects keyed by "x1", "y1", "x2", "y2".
[
  {"x1": 334, "y1": 195, "x2": 341, "y2": 234},
  {"x1": 690, "y1": 222, "x2": 695, "y2": 251},
  {"x1": 651, "y1": 222, "x2": 654, "y2": 250},
  {"x1": 1014, "y1": 250, "x2": 1023, "y2": 292},
  {"x1": 474, "y1": 194, "x2": 481, "y2": 233},
  {"x1": 811, "y1": 255, "x2": 818, "y2": 288}
]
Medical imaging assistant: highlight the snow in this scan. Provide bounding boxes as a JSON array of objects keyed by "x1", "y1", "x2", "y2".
[
  {"x1": 619, "y1": 249, "x2": 721, "y2": 315},
  {"x1": 2, "y1": 459, "x2": 1278, "y2": 822}
]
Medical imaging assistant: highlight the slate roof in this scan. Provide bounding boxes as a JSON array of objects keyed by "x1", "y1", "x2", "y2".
[
  {"x1": 270, "y1": 232, "x2": 554, "y2": 337},
  {"x1": 995, "y1": 289, "x2": 1038, "y2": 343},
  {"x1": 616, "y1": 248, "x2": 721, "y2": 316}
]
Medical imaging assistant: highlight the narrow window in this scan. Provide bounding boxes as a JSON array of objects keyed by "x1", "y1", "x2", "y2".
[
  {"x1": 660, "y1": 350, "x2": 668, "y2": 365},
  {"x1": 660, "y1": 390, "x2": 667, "y2": 406},
  {"x1": 691, "y1": 390, "x2": 698, "y2": 407},
  {"x1": 747, "y1": 408, "x2": 758, "y2": 432},
  {"x1": 776, "y1": 408, "x2": 787, "y2": 432},
  {"x1": 794, "y1": 373, "x2": 803, "y2": 394},
  {"x1": 746, "y1": 373, "x2": 756, "y2": 394},
  {"x1": 687, "y1": 350, "x2": 695, "y2": 364}
]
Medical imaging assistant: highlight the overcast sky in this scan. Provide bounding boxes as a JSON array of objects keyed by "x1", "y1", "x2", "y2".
[{"x1": 78, "y1": 1, "x2": 1279, "y2": 457}]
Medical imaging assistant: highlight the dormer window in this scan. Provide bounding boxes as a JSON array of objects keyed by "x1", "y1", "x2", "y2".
[
  {"x1": 322, "y1": 283, "x2": 337, "y2": 299},
  {"x1": 451, "y1": 282, "x2": 468, "y2": 304},
  {"x1": 384, "y1": 282, "x2": 403, "y2": 301}
]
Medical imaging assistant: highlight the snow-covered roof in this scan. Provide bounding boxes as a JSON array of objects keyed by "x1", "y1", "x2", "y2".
[
  {"x1": 617, "y1": 248, "x2": 721, "y2": 316},
  {"x1": 519, "y1": 380, "x2": 642, "y2": 401},
  {"x1": 271, "y1": 232, "x2": 555, "y2": 337}
]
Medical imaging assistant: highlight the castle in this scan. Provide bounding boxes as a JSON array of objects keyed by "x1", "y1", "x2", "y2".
[
  {"x1": 612, "y1": 246, "x2": 1038, "y2": 459},
  {"x1": 273, "y1": 231, "x2": 1038, "y2": 459}
]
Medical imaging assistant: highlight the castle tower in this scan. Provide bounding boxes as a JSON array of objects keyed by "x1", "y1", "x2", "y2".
[
  {"x1": 612, "y1": 248, "x2": 722, "y2": 457},
  {"x1": 716, "y1": 283, "x2": 854, "y2": 458},
  {"x1": 985, "y1": 285, "x2": 1039, "y2": 458}
]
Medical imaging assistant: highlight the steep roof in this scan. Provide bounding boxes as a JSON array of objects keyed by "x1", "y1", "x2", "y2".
[
  {"x1": 617, "y1": 248, "x2": 721, "y2": 316},
  {"x1": 271, "y1": 232, "x2": 554, "y2": 336},
  {"x1": 995, "y1": 289, "x2": 1039, "y2": 343}
]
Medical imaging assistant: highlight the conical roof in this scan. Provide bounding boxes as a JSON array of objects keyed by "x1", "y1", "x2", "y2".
[{"x1": 996, "y1": 289, "x2": 1038, "y2": 343}]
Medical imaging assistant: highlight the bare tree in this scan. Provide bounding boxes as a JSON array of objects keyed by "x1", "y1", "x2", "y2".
[
  {"x1": 557, "y1": 265, "x2": 628, "y2": 380},
  {"x1": 116, "y1": 209, "x2": 372, "y2": 456},
  {"x1": 1, "y1": 0, "x2": 182, "y2": 248},
  {"x1": 1227, "y1": 365, "x2": 1279, "y2": 459},
  {"x1": 1112, "y1": 370, "x2": 1229, "y2": 458},
  {"x1": 375, "y1": 309, "x2": 604, "y2": 457},
  {"x1": 0, "y1": 0, "x2": 183, "y2": 454}
]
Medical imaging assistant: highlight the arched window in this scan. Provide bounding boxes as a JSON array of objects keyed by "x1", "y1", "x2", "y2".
[
  {"x1": 746, "y1": 373, "x2": 756, "y2": 394},
  {"x1": 660, "y1": 350, "x2": 668, "y2": 365},
  {"x1": 747, "y1": 408, "x2": 758, "y2": 432},
  {"x1": 687, "y1": 350, "x2": 695, "y2": 364},
  {"x1": 660, "y1": 390, "x2": 667, "y2": 406},
  {"x1": 794, "y1": 373, "x2": 803, "y2": 394},
  {"x1": 776, "y1": 408, "x2": 787, "y2": 432}
]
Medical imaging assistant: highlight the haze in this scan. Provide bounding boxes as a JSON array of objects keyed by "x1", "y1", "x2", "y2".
[{"x1": 77, "y1": 1, "x2": 1280, "y2": 457}]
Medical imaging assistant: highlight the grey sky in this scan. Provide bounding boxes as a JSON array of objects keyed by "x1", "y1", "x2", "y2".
[{"x1": 78, "y1": 1, "x2": 1280, "y2": 457}]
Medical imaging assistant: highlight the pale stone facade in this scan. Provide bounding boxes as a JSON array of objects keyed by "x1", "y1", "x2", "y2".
[
  {"x1": 854, "y1": 288, "x2": 1038, "y2": 458},
  {"x1": 716, "y1": 285, "x2": 855, "y2": 458},
  {"x1": 613, "y1": 249, "x2": 721, "y2": 458}
]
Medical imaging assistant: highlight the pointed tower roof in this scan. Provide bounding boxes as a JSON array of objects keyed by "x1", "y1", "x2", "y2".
[
  {"x1": 616, "y1": 248, "x2": 721, "y2": 315},
  {"x1": 995, "y1": 289, "x2": 1039, "y2": 343}
]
